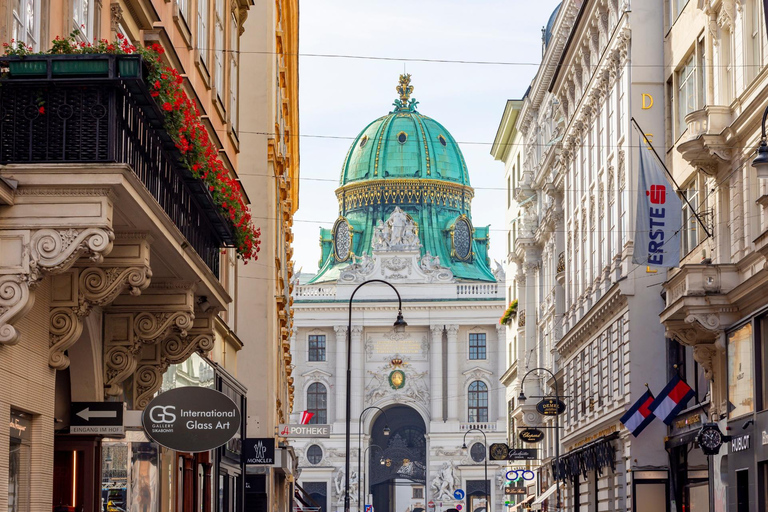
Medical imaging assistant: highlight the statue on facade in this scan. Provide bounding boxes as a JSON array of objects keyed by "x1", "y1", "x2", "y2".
[
  {"x1": 431, "y1": 463, "x2": 457, "y2": 501},
  {"x1": 333, "y1": 469, "x2": 359, "y2": 504},
  {"x1": 371, "y1": 207, "x2": 422, "y2": 251}
]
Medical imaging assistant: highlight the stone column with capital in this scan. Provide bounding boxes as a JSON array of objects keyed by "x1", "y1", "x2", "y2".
[
  {"x1": 430, "y1": 325, "x2": 444, "y2": 421},
  {"x1": 446, "y1": 324, "x2": 460, "y2": 421},
  {"x1": 334, "y1": 325, "x2": 347, "y2": 424},
  {"x1": 350, "y1": 325, "x2": 364, "y2": 421}
]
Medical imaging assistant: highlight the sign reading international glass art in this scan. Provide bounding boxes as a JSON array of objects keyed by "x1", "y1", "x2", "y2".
[
  {"x1": 142, "y1": 387, "x2": 241, "y2": 453},
  {"x1": 536, "y1": 398, "x2": 566, "y2": 416}
]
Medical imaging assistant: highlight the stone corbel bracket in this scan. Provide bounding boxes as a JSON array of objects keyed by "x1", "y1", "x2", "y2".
[
  {"x1": 0, "y1": 227, "x2": 114, "y2": 346},
  {"x1": 133, "y1": 313, "x2": 216, "y2": 409},
  {"x1": 103, "y1": 282, "x2": 196, "y2": 397},
  {"x1": 48, "y1": 234, "x2": 152, "y2": 370}
]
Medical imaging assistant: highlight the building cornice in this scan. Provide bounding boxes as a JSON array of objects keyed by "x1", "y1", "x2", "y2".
[{"x1": 556, "y1": 283, "x2": 627, "y2": 357}]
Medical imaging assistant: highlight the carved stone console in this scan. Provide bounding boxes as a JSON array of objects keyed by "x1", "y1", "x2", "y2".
[
  {"x1": 103, "y1": 282, "x2": 196, "y2": 399},
  {"x1": 48, "y1": 234, "x2": 152, "y2": 369}
]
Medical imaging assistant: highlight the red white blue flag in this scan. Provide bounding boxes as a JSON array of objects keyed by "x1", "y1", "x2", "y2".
[
  {"x1": 648, "y1": 375, "x2": 695, "y2": 425},
  {"x1": 620, "y1": 389, "x2": 656, "y2": 437}
]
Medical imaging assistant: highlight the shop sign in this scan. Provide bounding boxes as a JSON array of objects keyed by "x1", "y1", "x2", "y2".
[
  {"x1": 278, "y1": 424, "x2": 331, "y2": 438},
  {"x1": 142, "y1": 387, "x2": 241, "y2": 453},
  {"x1": 243, "y1": 438, "x2": 275, "y2": 465},
  {"x1": 505, "y1": 487, "x2": 527, "y2": 495},
  {"x1": 536, "y1": 398, "x2": 565, "y2": 416},
  {"x1": 70, "y1": 402, "x2": 124, "y2": 435},
  {"x1": 519, "y1": 428, "x2": 544, "y2": 444},
  {"x1": 672, "y1": 412, "x2": 702, "y2": 433},
  {"x1": 9, "y1": 412, "x2": 30, "y2": 441},
  {"x1": 731, "y1": 434, "x2": 751, "y2": 453},
  {"x1": 506, "y1": 448, "x2": 538, "y2": 461},
  {"x1": 490, "y1": 442, "x2": 510, "y2": 461}
]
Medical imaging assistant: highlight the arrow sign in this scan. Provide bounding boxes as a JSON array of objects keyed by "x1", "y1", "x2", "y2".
[
  {"x1": 70, "y1": 402, "x2": 124, "y2": 434},
  {"x1": 76, "y1": 408, "x2": 118, "y2": 421}
]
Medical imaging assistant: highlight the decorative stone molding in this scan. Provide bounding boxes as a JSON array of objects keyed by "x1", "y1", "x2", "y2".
[
  {"x1": 133, "y1": 313, "x2": 216, "y2": 408},
  {"x1": 692, "y1": 343, "x2": 720, "y2": 381},
  {"x1": 0, "y1": 227, "x2": 114, "y2": 346},
  {"x1": 48, "y1": 235, "x2": 152, "y2": 369},
  {"x1": 110, "y1": 1, "x2": 123, "y2": 33},
  {"x1": 103, "y1": 282, "x2": 196, "y2": 397}
]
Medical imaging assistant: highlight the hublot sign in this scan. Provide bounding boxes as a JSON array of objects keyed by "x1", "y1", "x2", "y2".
[{"x1": 731, "y1": 434, "x2": 751, "y2": 453}]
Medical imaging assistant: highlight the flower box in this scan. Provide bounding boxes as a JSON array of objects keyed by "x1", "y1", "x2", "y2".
[
  {"x1": 51, "y1": 58, "x2": 109, "y2": 76},
  {"x1": 8, "y1": 60, "x2": 46, "y2": 76},
  {"x1": 117, "y1": 56, "x2": 141, "y2": 77}
]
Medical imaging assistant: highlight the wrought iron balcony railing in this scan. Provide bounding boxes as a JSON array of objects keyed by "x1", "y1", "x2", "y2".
[{"x1": 0, "y1": 54, "x2": 234, "y2": 276}]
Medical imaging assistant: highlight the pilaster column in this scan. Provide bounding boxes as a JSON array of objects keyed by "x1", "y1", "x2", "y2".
[
  {"x1": 334, "y1": 325, "x2": 348, "y2": 424},
  {"x1": 496, "y1": 324, "x2": 507, "y2": 422},
  {"x1": 430, "y1": 325, "x2": 444, "y2": 421},
  {"x1": 446, "y1": 324, "x2": 460, "y2": 421},
  {"x1": 350, "y1": 325, "x2": 364, "y2": 421}
]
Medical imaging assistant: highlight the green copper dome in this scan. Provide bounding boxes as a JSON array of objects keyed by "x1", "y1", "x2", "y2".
[{"x1": 311, "y1": 75, "x2": 496, "y2": 284}]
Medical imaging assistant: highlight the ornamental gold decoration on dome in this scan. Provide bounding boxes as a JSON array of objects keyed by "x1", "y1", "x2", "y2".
[{"x1": 394, "y1": 74, "x2": 419, "y2": 112}]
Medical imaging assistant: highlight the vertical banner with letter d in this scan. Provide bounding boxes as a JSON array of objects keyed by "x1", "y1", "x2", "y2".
[{"x1": 632, "y1": 135, "x2": 682, "y2": 268}]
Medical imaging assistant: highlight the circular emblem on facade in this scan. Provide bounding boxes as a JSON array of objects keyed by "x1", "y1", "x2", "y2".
[
  {"x1": 470, "y1": 442, "x2": 486, "y2": 462},
  {"x1": 388, "y1": 369, "x2": 406, "y2": 389},
  {"x1": 452, "y1": 216, "x2": 472, "y2": 261},
  {"x1": 489, "y1": 442, "x2": 509, "y2": 461},
  {"x1": 333, "y1": 217, "x2": 352, "y2": 262}
]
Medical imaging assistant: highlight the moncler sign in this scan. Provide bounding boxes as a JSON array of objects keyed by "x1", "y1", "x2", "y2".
[
  {"x1": 243, "y1": 438, "x2": 275, "y2": 465},
  {"x1": 142, "y1": 387, "x2": 241, "y2": 453}
]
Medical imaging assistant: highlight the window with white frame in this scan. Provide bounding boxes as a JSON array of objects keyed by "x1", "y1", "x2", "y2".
[
  {"x1": 229, "y1": 12, "x2": 239, "y2": 133},
  {"x1": 746, "y1": 0, "x2": 765, "y2": 85},
  {"x1": 681, "y1": 179, "x2": 701, "y2": 256},
  {"x1": 177, "y1": 0, "x2": 190, "y2": 22},
  {"x1": 72, "y1": 0, "x2": 93, "y2": 41},
  {"x1": 214, "y1": 0, "x2": 225, "y2": 101},
  {"x1": 198, "y1": 0, "x2": 209, "y2": 68},
  {"x1": 467, "y1": 381, "x2": 488, "y2": 422},
  {"x1": 13, "y1": 0, "x2": 39, "y2": 51},
  {"x1": 617, "y1": 71, "x2": 625, "y2": 139},
  {"x1": 677, "y1": 54, "x2": 698, "y2": 138}
]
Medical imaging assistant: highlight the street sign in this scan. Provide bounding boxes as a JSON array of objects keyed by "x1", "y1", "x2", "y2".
[
  {"x1": 457, "y1": 506, "x2": 462, "y2": 511},
  {"x1": 365, "y1": 505, "x2": 373, "y2": 512},
  {"x1": 453, "y1": 489, "x2": 465, "y2": 500},
  {"x1": 142, "y1": 387, "x2": 241, "y2": 453},
  {"x1": 243, "y1": 438, "x2": 275, "y2": 465},
  {"x1": 428, "y1": 502, "x2": 435, "y2": 509},
  {"x1": 506, "y1": 448, "x2": 538, "y2": 461},
  {"x1": 536, "y1": 398, "x2": 565, "y2": 416},
  {"x1": 277, "y1": 424, "x2": 331, "y2": 438},
  {"x1": 70, "y1": 402, "x2": 124, "y2": 435},
  {"x1": 518, "y1": 428, "x2": 544, "y2": 444}
]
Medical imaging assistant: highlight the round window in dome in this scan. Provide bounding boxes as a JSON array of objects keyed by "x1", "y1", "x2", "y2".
[
  {"x1": 307, "y1": 445, "x2": 323, "y2": 465},
  {"x1": 359, "y1": 135, "x2": 369, "y2": 149},
  {"x1": 438, "y1": 134, "x2": 447, "y2": 147},
  {"x1": 397, "y1": 131, "x2": 408, "y2": 144},
  {"x1": 333, "y1": 218, "x2": 352, "y2": 262},
  {"x1": 452, "y1": 217, "x2": 473, "y2": 262}
]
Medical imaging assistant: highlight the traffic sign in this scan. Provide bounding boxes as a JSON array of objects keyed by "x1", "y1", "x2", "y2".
[
  {"x1": 453, "y1": 489, "x2": 465, "y2": 500},
  {"x1": 457, "y1": 506, "x2": 462, "y2": 511},
  {"x1": 428, "y1": 502, "x2": 435, "y2": 509},
  {"x1": 365, "y1": 505, "x2": 372, "y2": 512},
  {"x1": 70, "y1": 402, "x2": 124, "y2": 434}
]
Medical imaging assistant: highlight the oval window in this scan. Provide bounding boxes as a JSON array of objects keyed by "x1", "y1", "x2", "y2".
[
  {"x1": 359, "y1": 135, "x2": 369, "y2": 148},
  {"x1": 333, "y1": 219, "x2": 352, "y2": 262},
  {"x1": 453, "y1": 218, "x2": 472, "y2": 261},
  {"x1": 470, "y1": 442, "x2": 486, "y2": 462},
  {"x1": 438, "y1": 134, "x2": 447, "y2": 147},
  {"x1": 397, "y1": 131, "x2": 408, "y2": 144},
  {"x1": 307, "y1": 445, "x2": 323, "y2": 465}
]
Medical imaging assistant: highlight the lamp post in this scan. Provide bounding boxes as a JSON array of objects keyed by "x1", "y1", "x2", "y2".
[
  {"x1": 345, "y1": 279, "x2": 407, "y2": 512},
  {"x1": 752, "y1": 105, "x2": 768, "y2": 179},
  {"x1": 517, "y1": 367, "x2": 561, "y2": 512},
  {"x1": 363, "y1": 443, "x2": 385, "y2": 510},
  {"x1": 462, "y1": 428, "x2": 489, "y2": 512},
  {"x1": 358, "y1": 406, "x2": 391, "y2": 507}
]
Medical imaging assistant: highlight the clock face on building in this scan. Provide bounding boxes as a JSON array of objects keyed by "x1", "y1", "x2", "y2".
[
  {"x1": 470, "y1": 442, "x2": 486, "y2": 462},
  {"x1": 453, "y1": 217, "x2": 472, "y2": 261},
  {"x1": 333, "y1": 218, "x2": 352, "y2": 262},
  {"x1": 697, "y1": 423, "x2": 724, "y2": 455}
]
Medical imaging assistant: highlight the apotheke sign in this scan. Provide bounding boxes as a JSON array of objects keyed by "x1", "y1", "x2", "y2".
[
  {"x1": 142, "y1": 387, "x2": 241, "y2": 453},
  {"x1": 278, "y1": 424, "x2": 331, "y2": 438}
]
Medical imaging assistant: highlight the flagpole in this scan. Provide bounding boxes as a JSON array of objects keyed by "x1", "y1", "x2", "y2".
[{"x1": 630, "y1": 117, "x2": 712, "y2": 239}]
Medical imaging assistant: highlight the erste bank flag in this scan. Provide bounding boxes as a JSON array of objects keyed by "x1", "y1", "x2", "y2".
[{"x1": 632, "y1": 135, "x2": 682, "y2": 268}]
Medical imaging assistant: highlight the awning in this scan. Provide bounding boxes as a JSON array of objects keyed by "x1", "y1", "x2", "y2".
[
  {"x1": 532, "y1": 484, "x2": 559, "y2": 505},
  {"x1": 509, "y1": 495, "x2": 534, "y2": 511}
]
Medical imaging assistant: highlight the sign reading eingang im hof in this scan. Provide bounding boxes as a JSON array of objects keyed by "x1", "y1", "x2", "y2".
[
  {"x1": 536, "y1": 397, "x2": 566, "y2": 416},
  {"x1": 243, "y1": 438, "x2": 275, "y2": 465},
  {"x1": 142, "y1": 387, "x2": 241, "y2": 453}
]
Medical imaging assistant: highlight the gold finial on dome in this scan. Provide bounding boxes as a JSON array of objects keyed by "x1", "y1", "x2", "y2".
[{"x1": 396, "y1": 74, "x2": 414, "y2": 104}]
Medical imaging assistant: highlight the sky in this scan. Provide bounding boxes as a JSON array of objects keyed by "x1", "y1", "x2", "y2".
[{"x1": 293, "y1": 0, "x2": 561, "y2": 275}]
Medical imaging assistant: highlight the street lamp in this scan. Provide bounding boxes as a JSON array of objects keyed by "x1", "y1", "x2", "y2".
[
  {"x1": 462, "y1": 428, "x2": 489, "y2": 512},
  {"x1": 518, "y1": 367, "x2": 562, "y2": 512},
  {"x1": 362, "y1": 443, "x2": 385, "y2": 510},
  {"x1": 345, "y1": 279, "x2": 406, "y2": 512},
  {"x1": 752, "y1": 106, "x2": 768, "y2": 178},
  {"x1": 358, "y1": 406, "x2": 391, "y2": 507}
]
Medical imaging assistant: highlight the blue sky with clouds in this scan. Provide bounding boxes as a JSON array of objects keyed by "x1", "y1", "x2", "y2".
[{"x1": 293, "y1": 0, "x2": 561, "y2": 274}]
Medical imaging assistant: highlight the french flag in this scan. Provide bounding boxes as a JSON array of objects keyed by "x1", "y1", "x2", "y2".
[
  {"x1": 649, "y1": 375, "x2": 695, "y2": 425},
  {"x1": 620, "y1": 389, "x2": 656, "y2": 437},
  {"x1": 300, "y1": 411, "x2": 315, "y2": 425}
]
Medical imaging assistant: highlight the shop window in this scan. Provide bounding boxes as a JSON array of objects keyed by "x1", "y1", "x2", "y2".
[
  {"x1": 8, "y1": 410, "x2": 31, "y2": 512},
  {"x1": 469, "y1": 333, "x2": 486, "y2": 360},
  {"x1": 728, "y1": 323, "x2": 754, "y2": 419}
]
